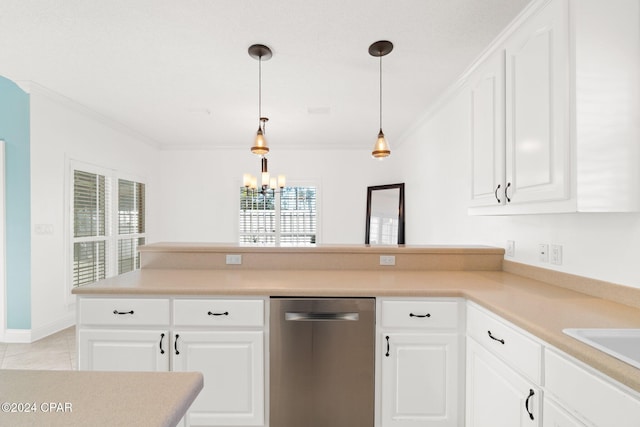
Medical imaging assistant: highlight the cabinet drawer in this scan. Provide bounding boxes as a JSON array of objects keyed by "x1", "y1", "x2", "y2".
[
  {"x1": 545, "y1": 349, "x2": 640, "y2": 427},
  {"x1": 467, "y1": 302, "x2": 542, "y2": 383},
  {"x1": 79, "y1": 298, "x2": 170, "y2": 326},
  {"x1": 380, "y1": 299, "x2": 460, "y2": 329},
  {"x1": 173, "y1": 299, "x2": 264, "y2": 327}
]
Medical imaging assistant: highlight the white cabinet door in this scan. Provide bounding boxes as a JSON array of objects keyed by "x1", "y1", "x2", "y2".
[
  {"x1": 469, "y1": 51, "x2": 506, "y2": 208},
  {"x1": 380, "y1": 333, "x2": 459, "y2": 427},
  {"x1": 466, "y1": 338, "x2": 540, "y2": 427},
  {"x1": 543, "y1": 397, "x2": 587, "y2": 427},
  {"x1": 78, "y1": 329, "x2": 169, "y2": 371},
  {"x1": 173, "y1": 330, "x2": 264, "y2": 426},
  {"x1": 504, "y1": 0, "x2": 570, "y2": 206}
]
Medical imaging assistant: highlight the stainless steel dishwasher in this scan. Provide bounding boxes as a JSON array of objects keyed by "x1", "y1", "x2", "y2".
[{"x1": 270, "y1": 297, "x2": 375, "y2": 427}]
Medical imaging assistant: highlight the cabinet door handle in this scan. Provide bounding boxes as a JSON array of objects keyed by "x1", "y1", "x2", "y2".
[
  {"x1": 525, "y1": 389, "x2": 535, "y2": 420},
  {"x1": 159, "y1": 333, "x2": 165, "y2": 354},
  {"x1": 505, "y1": 182, "x2": 512, "y2": 203},
  {"x1": 409, "y1": 312, "x2": 431, "y2": 318},
  {"x1": 207, "y1": 311, "x2": 229, "y2": 316},
  {"x1": 494, "y1": 184, "x2": 501, "y2": 203},
  {"x1": 487, "y1": 330, "x2": 505, "y2": 344},
  {"x1": 113, "y1": 310, "x2": 134, "y2": 315},
  {"x1": 385, "y1": 335, "x2": 390, "y2": 357},
  {"x1": 174, "y1": 334, "x2": 180, "y2": 355}
]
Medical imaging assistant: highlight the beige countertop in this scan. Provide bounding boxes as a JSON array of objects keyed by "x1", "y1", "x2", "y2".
[
  {"x1": 0, "y1": 370, "x2": 203, "y2": 427},
  {"x1": 73, "y1": 267, "x2": 640, "y2": 394}
]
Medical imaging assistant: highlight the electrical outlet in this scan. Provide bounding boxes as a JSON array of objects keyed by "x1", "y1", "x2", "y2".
[
  {"x1": 379, "y1": 255, "x2": 396, "y2": 266},
  {"x1": 550, "y1": 245, "x2": 563, "y2": 265},
  {"x1": 538, "y1": 244, "x2": 549, "y2": 263},
  {"x1": 225, "y1": 254, "x2": 242, "y2": 265},
  {"x1": 506, "y1": 240, "x2": 515, "y2": 257}
]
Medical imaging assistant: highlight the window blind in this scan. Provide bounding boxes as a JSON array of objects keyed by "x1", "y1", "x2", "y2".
[
  {"x1": 71, "y1": 169, "x2": 146, "y2": 287},
  {"x1": 239, "y1": 186, "x2": 317, "y2": 246},
  {"x1": 117, "y1": 179, "x2": 146, "y2": 274},
  {"x1": 72, "y1": 170, "x2": 109, "y2": 287}
]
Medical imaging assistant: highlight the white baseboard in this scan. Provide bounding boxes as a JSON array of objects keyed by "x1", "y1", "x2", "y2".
[
  {"x1": 31, "y1": 314, "x2": 75, "y2": 342},
  {"x1": 2, "y1": 328, "x2": 32, "y2": 343},
  {"x1": 1, "y1": 314, "x2": 75, "y2": 343}
]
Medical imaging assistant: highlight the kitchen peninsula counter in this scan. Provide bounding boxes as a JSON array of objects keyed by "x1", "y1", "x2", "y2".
[
  {"x1": 0, "y1": 370, "x2": 203, "y2": 427},
  {"x1": 72, "y1": 244, "x2": 640, "y2": 394}
]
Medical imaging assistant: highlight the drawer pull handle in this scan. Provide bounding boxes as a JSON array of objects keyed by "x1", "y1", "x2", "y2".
[
  {"x1": 113, "y1": 310, "x2": 134, "y2": 315},
  {"x1": 525, "y1": 389, "x2": 535, "y2": 420},
  {"x1": 207, "y1": 311, "x2": 229, "y2": 317},
  {"x1": 409, "y1": 312, "x2": 431, "y2": 318},
  {"x1": 487, "y1": 330, "x2": 505, "y2": 344},
  {"x1": 159, "y1": 333, "x2": 165, "y2": 354},
  {"x1": 385, "y1": 335, "x2": 390, "y2": 357},
  {"x1": 174, "y1": 334, "x2": 180, "y2": 355},
  {"x1": 494, "y1": 184, "x2": 501, "y2": 203}
]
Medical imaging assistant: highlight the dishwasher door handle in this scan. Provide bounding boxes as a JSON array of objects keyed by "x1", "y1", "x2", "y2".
[{"x1": 285, "y1": 312, "x2": 359, "y2": 321}]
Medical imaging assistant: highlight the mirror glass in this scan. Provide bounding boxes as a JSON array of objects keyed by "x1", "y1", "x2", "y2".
[{"x1": 365, "y1": 183, "x2": 405, "y2": 245}]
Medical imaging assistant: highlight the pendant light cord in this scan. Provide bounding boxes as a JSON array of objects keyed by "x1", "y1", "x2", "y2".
[
  {"x1": 379, "y1": 54, "x2": 383, "y2": 131},
  {"x1": 258, "y1": 55, "x2": 262, "y2": 128}
]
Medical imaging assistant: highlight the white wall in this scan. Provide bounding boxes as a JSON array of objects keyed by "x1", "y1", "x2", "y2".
[
  {"x1": 154, "y1": 148, "x2": 401, "y2": 244},
  {"x1": 395, "y1": 86, "x2": 640, "y2": 289},
  {"x1": 29, "y1": 85, "x2": 160, "y2": 340}
]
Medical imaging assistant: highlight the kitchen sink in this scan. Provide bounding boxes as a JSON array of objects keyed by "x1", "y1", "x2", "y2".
[{"x1": 563, "y1": 329, "x2": 640, "y2": 370}]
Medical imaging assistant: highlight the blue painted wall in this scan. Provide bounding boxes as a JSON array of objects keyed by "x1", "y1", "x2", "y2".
[{"x1": 0, "y1": 76, "x2": 31, "y2": 329}]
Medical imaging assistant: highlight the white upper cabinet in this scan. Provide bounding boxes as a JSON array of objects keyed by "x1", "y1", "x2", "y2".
[
  {"x1": 468, "y1": 0, "x2": 640, "y2": 214},
  {"x1": 469, "y1": 51, "x2": 506, "y2": 208},
  {"x1": 504, "y1": 0, "x2": 570, "y2": 208}
]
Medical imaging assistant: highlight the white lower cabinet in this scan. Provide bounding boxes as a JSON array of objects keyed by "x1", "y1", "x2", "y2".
[
  {"x1": 77, "y1": 296, "x2": 267, "y2": 427},
  {"x1": 466, "y1": 338, "x2": 540, "y2": 427},
  {"x1": 173, "y1": 330, "x2": 264, "y2": 426},
  {"x1": 543, "y1": 397, "x2": 587, "y2": 427},
  {"x1": 544, "y1": 348, "x2": 640, "y2": 427},
  {"x1": 381, "y1": 333, "x2": 459, "y2": 427},
  {"x1": 465, "y1": 302, "x2": 541, "y2": 427},
  {"x1": 377, "y1": 298, "x2": 463, "y2": 427},
  {"x1": 78, "y1": 329, "x2": 169, "y2": 371}
]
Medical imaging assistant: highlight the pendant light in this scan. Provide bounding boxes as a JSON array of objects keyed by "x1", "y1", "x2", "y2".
[
  {"x1": 369, "y1": 40, "x2": 393, "y2": 159},
  {"x1": 248, "y1": 44, "x2": 272, "y2": 155},
  {"x1": 244, "y1": 43, "x2": 286, "y2": 195}
]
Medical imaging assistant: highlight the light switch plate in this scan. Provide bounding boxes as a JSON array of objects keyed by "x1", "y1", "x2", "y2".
[{"x1": 550, "y1": 245, "x2": 563, "y2": 265}]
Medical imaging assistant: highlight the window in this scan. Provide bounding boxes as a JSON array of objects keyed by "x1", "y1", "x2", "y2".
[
  {"x1": 239, "y1": 186, "x2": 317, "y2": 246},
  {"x1": 117, "y1": 179, "x2": 146, "y2": 274},
  {"x1": 72, "y1": 170, "x2": 109, "y2": 287},
  {"x1": 71, "y1": 166, "x2": 146, "y2": 287}
]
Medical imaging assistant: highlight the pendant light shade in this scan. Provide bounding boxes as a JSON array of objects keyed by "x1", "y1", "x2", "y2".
[
  {"x1": 252, "y1": 117, "x2": 269, "y2": 155},
  {"x1": 369, "y1": 40, "x2": 393, "y2": 159},
  {"x1": 372, "y1": 129, "x2": 390, "y2": 158}
]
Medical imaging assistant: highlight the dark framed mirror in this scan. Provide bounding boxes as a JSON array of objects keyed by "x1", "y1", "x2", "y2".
[{"x1": 365, "y1": 183, "x2": 405, "y2": 245}]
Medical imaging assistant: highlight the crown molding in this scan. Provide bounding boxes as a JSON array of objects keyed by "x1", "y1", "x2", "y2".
[
  {"x1": 15, "y1": 80, "x2": 161, "y2": 150},
  {"x1": 395, "y1": 0, "x2": 552, "y2": 148}
]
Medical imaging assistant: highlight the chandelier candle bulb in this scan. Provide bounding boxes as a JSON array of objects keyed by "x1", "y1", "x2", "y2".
[
  {"x1": 243, "y1": 174, "x2": 252, "y2": 187},
  {"x1": 250, "y1": 176, "x2": 258, "y2": 190},
  {"x1": 261, "y1": 171, "x2": 270, "y2": 188},
  {"x1": 269, "y1": 177, "x2": 277, "y2": 189},
  {"x1": 278, "y1": 175, "x2": 286, "y2": 188}
]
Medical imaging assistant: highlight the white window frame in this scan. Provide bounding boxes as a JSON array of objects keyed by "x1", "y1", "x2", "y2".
[
  {"x1": 66, "y1": 160, "x2": 147, "y2": 296},
  {"x1": 238, "y1": 180, "x2": 320, "y2": 246}
]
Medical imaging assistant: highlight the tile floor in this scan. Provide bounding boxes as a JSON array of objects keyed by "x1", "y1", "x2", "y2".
[{"x1": 0, "y1": 327, "x2": 76, "y2": 370}]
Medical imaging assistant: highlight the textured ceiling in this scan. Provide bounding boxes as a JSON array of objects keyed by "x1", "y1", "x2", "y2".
[{"x1": 0, "y1": 0, "x2": 532, "y2": 150}]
